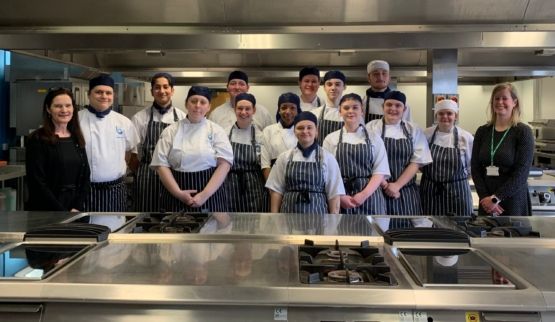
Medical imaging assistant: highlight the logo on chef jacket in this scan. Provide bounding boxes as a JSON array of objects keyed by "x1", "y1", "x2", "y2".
[{"x1": 115, "y1": 126, "x2": 125, "y2": 138}]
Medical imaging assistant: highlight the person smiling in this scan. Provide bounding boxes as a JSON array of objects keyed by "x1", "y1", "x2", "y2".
[
  {"x1": 26, "y1": 88, "x2": 90, "y2": 211},
  {"x1": 362, "y1": 60, "x2": 411, "y2": 123},
  {"x1": 151, "y1": 86, "x2": 233, "y2": 212},
  {"x1": 471, "y1": 83, "x2": 534, "y2": 216},
  {"x1": 420, "y1": 99, "x2": 474, "y2": 216},
  {"x1": 265, "y1": 112, "x2": 345, "y2": 214},
  {"x1": 310, "y1": 70, "x2": 347, "y2": 145},
  {"x1": 298, "y1": 67, "x2": 322, "y2": 112},
  {"x1": 261, "y1": 92, "x2": 302, "y2": 180},
  {"x1": 79, "y1": 75, "x2": 139, "y2": 215},
  {"x1": 209, "y1": 70, "x2": 273, "y2": 131},
  {"x1": 323, "y1": 93, "x2": 390, "y2": 215},
  {"x1": 366, "y1": 91, "x2": 432, "y2": 222},
  {"x1": 130, "y1": 73, "x2": 186, "y2": 212},
  {"x1": 223, "y1": 93, "x2": 268, "y2": 212}
]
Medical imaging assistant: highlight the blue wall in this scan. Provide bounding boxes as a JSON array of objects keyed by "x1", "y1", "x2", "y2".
[{"x1": 0, "y1": 51, "x2": 10, "y2": 160}]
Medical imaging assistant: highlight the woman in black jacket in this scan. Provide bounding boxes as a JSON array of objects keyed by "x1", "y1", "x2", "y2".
[{"x1": 26, "y1": 88, "x2": 90, "y2": 211}]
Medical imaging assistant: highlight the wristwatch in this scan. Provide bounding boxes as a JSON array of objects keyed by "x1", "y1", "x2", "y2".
[{"x1": 491, "y1": 195, "x2": 501, "y2": 204}]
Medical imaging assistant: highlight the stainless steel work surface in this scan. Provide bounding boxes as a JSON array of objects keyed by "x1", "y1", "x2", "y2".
[
  {"x1": 474, "y1": 241, "x2": 555, "y2": 308},
  {"x1": 0, "y1": 211, "x2": 77, "y2": 233},
  {"x1": 50, "y1": 240, "x2": 295, "y2": 286},
  {"x1": 200, "y1": 212, "x2": 381, "y2": 236},
  {"x1": 433, "y1": 215, "x2": 555, "y2": 238}
]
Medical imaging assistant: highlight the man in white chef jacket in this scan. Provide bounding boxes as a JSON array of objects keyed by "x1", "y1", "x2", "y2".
[
  {"x1": 79, "y1": 75, "x2": 139, "y2": 230},
  {"x1": 362, "y1": 60, "x2": 411, "y2": 123},
  {"x1": 298, "y1": 66, "x2": 323, "y2": 112},
  {"x1": 208, "y1": 70, "x2": 273, "y2": 131}
]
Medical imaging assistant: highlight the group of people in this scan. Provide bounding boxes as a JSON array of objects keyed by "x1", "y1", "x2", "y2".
[{"x1": 25, "y1": 59, "x2": 534, "y2": 221}]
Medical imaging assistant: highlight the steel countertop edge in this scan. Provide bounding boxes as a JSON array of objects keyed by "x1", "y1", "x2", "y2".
[{"x1": 0, "y1": 212, "x2": 551, "y2": 312}]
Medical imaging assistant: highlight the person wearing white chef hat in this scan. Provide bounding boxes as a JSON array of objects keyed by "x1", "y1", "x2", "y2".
[
  {"x1": 420, "y1": 98, "x2": 474, "y2": 216},
  {"x1": 362, "y1": 60, "x2": 412, "y2": 123}
]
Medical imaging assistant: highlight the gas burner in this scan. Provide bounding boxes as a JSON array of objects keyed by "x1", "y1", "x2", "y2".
[
  {"x1": 299, "y1": 239, "x2": 396, "y2": 286},
  {"x1": 133, "y1": 212, "x2": 210, "y2": 234},
  {"x1": 325, "y1": 249, "x2": 348, "y2": 259},
  {"x1": 327, "y1": 270, "x2": 363, "y2": 283},
  {"x1": 452, "y1": 216, "x2": 540, "y2": 238}
]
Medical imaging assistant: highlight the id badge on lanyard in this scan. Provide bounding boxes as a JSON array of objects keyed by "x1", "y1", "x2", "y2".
[{"x1": 488, "y1": 126, "x2": 510, "y2": 177}]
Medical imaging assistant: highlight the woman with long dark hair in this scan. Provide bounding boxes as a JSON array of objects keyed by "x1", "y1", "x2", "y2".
[{"x1": 26, "y1": 88, "x2": 90, "y2": 211}]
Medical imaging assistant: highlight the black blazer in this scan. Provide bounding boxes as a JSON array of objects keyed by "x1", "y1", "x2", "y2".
[{"x1": 25, "y1": 133, "x2": 90, "y2": 211}]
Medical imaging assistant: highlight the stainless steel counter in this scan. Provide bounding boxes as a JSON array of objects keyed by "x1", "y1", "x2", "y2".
[
  {"x1": 0, "y1": 212, "x2": 554, "y2": 322},
  {"x1": 0, "y1": 211, "x2": 78, "y2": 241}
]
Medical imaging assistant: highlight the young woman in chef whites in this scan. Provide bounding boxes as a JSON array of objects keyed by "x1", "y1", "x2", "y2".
[
  {"x1": 261, "y1": 92, "x2": 302, "y2": 180},
  {"x1": 323, "y1": 93, "x2": 390, "y2": 215},
  {"x1": 420, "y1": 99, "x2": 474, "y2": 216},
  {"x1": 223, "y1": 93, "x2": 268, "y2": 212},
  {"x1": 366, "y1": 91, "x2": 432, "y2": 226},
  {"x1": 150, "y1": 86, "x2": 233, "y2": 212},
  {"x1": 310, "y1": 70, "x2": 347, "y2": 145},
  {"x1": 265, "y1": 112, "x2": 345, "y2": 214}
]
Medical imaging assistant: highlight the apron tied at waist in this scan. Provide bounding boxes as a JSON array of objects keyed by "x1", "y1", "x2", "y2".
[
  {"x1": 91, "y1": 177, "x2": 124, "y2": 189},
  {"x1": 422, "y1": 176, "x2": 468, "y2": 194},
  {"x1": 286, "y1": 189, "x2": 325, "y2": 203}
]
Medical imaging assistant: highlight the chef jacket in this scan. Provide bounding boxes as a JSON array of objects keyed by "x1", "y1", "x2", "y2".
[
  {"x1": 208, "y1": 101, "x2": 274, "y2": 132},
  {"x1": 131, "y1": 105, "x2": 187, "y2": 157},
  {"x1": 362, "y1": 95, "x2": 412, "y2": 121},
  {"x1": 261, "y1": 122, "x2": 297, "y2": 169},
  {"x1": 79, "y1": 109, "x2": 139, "y2": 182},
  {"x1": 150, "y1": 117, "x2": 233, "y2": 172},
  {"x1": 366, "y1": 119, "x2": 432, "y2": 166},
  {"x1": 265, "y1": 147, "x2": 346, "y2": 199},
  {"x1": 322, "y1": 125, "x2": 391, "y2": 179},
  {"x1": 225, "y1": 123, "x2": 265, "y2": 147},
  {"x1": 424, "y1": 125, "x2": 474, "y2": 175},
  {"x1": 310, "y1": 103, "x2": 342, "y2": 124},
  {"x1": 300, "y1": 95, "x2": 322, "y2": 112}
]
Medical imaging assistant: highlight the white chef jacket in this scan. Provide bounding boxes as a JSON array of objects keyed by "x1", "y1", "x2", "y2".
[
  {"x1": 366, "y1": 119, "x2": 432, "y2": 166},
  {"x1": 224, "y1": 123, "x2": 265, "y2": 162},
  {"x1": 79, "y1": 109, "x2": 139, "y2": 182},
  {"x1": 131, "y1": 105, "x2": 187, "y2": 157},
  {"x1": 150, "y1": 117, "x2": 233, "y2": 172},
  {"x1": 261, "y1": 122, "x2": 297, "y2": 169},
  {"x1": 300, "y1": 95, "x2": 322, "y2": 112},
  {"x1": 424, "y1": 125, "x2": 474, "y2": 174},
  {"x1": 310, "y1": 103, "x2": 342, "y2": 123},
  {"x1": 362, "y1": 94, "x2": 412, "y2": 121},
  {"x1": 265, "y1": 147, "x2": 346, "y2": 199},
  {"x1": 208, "y1": 101, "x2": 274, "y2": 132},
  {"x1": 323, "y1": 125, "x2": 391, "y2": 179}
]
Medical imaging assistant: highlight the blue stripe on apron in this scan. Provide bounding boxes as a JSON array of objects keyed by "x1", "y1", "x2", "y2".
[
  {"x1": 161, "y1": 168, "x2": 229, "y2": 213},
  {"x1": 281, "y1": 147, "x2": 327, "y2": 214},
  {"x1": 336, "y1": 125, "x2": 386, "y2": 215},
  {"x1": 382, "y1": 121, "x2": 422, "y2": 228},
  {"x1": 318, "y1": 105, "x2": 343, "y2": 146},
  {"x1": 134, "y1": 107, "x2": 179, "y2": 212},
  {"x1": 224, "y1": 125, "x2": 269, "y2": 212},
  {"x1": 420, "y1": 127, "x2": 473, "y2": 216}
]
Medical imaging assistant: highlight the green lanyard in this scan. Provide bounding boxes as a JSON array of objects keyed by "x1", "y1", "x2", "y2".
[{"x1": 490, "y1": 126, "x2": 511, "y2": 165}]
